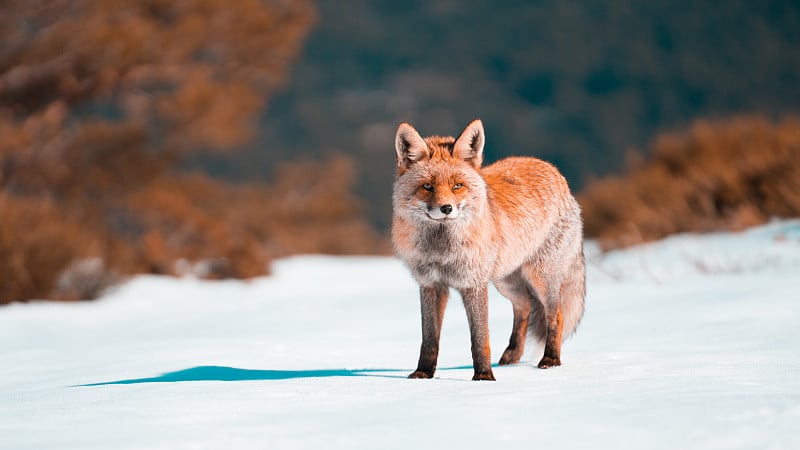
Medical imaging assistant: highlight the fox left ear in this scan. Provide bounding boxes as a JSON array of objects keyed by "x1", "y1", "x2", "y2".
[{"x1": 453, "y1": 119, "x2": 485, "y2": 168}]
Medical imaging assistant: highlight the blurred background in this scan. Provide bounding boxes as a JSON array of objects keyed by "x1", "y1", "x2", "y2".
[{"x1": 1, "y1": 0, "x2": 799, "y2": 303}]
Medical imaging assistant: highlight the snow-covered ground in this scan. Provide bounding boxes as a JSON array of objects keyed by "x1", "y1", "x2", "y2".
[{"x1": 2, "y1": 220, "x2": 800, "y2": 449}]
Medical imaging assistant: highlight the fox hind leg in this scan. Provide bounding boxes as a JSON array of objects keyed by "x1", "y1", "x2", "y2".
[
  {"x1": 539, "y1": 252, "x2": 586, "y2": 369},
  {"x1": 520, "y1": 265, "x2": 561, "y2": 368},
  {"x1": 538, "y1": 303, "x2": 563, "y2": 369},
  {"x1": 494, "y1": 272, "x2": 531, "y2": 365}
]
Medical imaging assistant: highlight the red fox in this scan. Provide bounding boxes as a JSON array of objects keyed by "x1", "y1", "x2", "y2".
[{"x1": 392, "y1": 119, "x2": 585, "y2": 381}]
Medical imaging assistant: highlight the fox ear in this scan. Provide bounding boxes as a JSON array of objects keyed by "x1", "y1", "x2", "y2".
[
  {"x1": 395, "y1": 123, "x2": 429, "y2": 170},
  {"x1": 453, "y1": 119, "x2": 485, "y2": 168}
]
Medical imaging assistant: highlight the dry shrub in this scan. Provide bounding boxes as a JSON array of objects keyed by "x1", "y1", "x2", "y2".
[
  {"x1": 124, "y1": 174, "x2": 273, "y2": 279},
  {"x1": 121, "y1": 155, "x2": 388, "y2": 279},
  {"x1": 579, "y1": 116, "x2": 800, "y2": 249},
  {"x1": 0, "y1": 1, "x2": 389, "y2": 305},
  {"x1": 0, "y1": 194, "x2": 108, "y2": 301},
  {"x1": 0, "y1": 155, "x2": 388, "y2": 304},
  {"x1": 257, "y1": 156, "x2": 390, "y2": 257},
  {"x1": 0, "y1": 94, "x2": 387, "y2": 303}
]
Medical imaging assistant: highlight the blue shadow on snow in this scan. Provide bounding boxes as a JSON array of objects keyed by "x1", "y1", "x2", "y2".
[{"x1": 76, "y1": 364, "x2": 495, "y2": 386}]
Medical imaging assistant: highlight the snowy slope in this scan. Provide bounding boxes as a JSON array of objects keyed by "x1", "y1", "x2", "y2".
[{"x1": 2, "y1": 220, "x2": 799, "y2": 449}]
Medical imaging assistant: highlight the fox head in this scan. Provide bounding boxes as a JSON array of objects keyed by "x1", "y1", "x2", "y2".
[{"x1": 393, "y1": 119, "x2": 488, "y2": 224}]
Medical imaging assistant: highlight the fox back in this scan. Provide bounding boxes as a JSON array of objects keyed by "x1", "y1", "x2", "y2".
[{"x1": 392, "y1": 119, "x2": 585, "y2": 380}]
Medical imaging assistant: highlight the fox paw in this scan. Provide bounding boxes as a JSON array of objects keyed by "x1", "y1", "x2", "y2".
[
  {"x1": 472, "y1": 371, "x2": 496, "y2": 381},
  {"x1": 498, "y1": 347, "x2": 522, "y2": 365},
  {"x1": 537, "y1": 356, "x2": 561, "y2": 369},
  {"x1": 408, "y1": 370, "x2": 434, "y2": 379}
]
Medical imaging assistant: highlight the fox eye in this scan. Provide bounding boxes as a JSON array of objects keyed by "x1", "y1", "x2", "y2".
[
  {"x1": 453, "y1": 183, "x2": 463, "y2": 190},
  {"x1": 422, "y1": 183, "x2": 433, "y2": 191}
]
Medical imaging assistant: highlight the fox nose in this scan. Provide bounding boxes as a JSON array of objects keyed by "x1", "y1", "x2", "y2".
[{"x1": 440, "y1": 204, "x2": 453, "y2": 215}]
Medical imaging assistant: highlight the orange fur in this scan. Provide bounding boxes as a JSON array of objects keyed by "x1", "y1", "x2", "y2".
[{"x1": 393, "y1": 119, "x2": 585, "y2": 380}]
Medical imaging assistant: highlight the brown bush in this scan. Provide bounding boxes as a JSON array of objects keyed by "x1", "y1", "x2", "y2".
[
  {"x1": 579, "y1": 116, "x2": 800, "y2": 249},
  {"x1": 0, "y1": 193, "x2": 104, "y2": 301},
  {"x1": 0, "y1": 1, "x2": 391, "y2": 304},
  {"x1": 256, "y1": 156, "x2": 390, "y2": 257},
  {"x1": 0, "y1": 153, "x2": 388, "y2": 304},
  {"x1": 124, "y1": 174, "x2": 272, "y2": 279}
]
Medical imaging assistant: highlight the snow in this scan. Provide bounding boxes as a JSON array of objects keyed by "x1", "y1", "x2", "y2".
[{"x1": 2, "y1": 220, "x2": 800, "y2": 449}]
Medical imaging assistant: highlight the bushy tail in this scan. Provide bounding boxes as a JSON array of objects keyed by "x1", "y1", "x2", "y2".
[{"x1": 560, "y1": 249, "x2": 586, "y2": 339}]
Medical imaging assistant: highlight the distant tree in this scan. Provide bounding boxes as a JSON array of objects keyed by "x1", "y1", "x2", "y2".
[{"x1": 0, "y1": 0, "x2": 320, "y2": 303}]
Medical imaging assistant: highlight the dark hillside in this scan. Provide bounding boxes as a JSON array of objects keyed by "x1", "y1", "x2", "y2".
[{"x1": 197, "y1": 0, "x2": 800, "y2": 228}]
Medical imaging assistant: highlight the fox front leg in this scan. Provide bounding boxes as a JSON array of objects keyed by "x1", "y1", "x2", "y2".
[
  {"x1": 409, "y1": 285, "x2": 449, "y2": 379},
  {"x1": 460, "y1": 286, "x2": 496, "y2": 381}
]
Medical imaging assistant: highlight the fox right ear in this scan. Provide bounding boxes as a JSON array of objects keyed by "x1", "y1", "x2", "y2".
[{"x1": 395, "y1": 123, "x2": 429, "y2": 171}]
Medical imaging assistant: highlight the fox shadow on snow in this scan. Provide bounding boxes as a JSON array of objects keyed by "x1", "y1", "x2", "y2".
[{"x1": 77, "y1": 364, "x2": 497, "y2": 386}]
